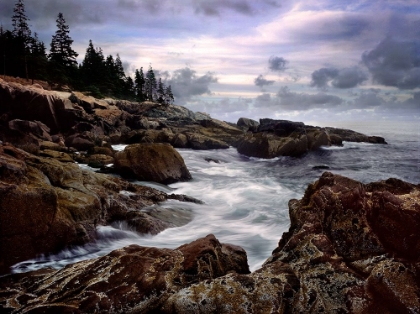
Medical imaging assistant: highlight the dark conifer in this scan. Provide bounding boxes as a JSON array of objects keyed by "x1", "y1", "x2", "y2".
[
  {"x1": 134, "y1": 67, "x2": 145, "y2": 101},
  {"x1": 49, "y1": 13, "x2": 78, "y2": 68},
  {"x1": 145, "y1": 65, "x2": 157, "y2": 101},
  {"x1": 12, "y1": 0, "x2": 31, "y2": 44},
  {"x1": 157, "y1": 78, "x2": 165, "y2": 104},
  {"x1": 11, "y1": 0, "x2": 32, "y2": 79},
  {"x1": 165, "y1": 85, "x2": 174, "y2": 104}
]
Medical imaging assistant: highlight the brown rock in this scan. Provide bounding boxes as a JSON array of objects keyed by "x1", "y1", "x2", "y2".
[
  {"x1": 237, "y1": 132, "x2": 309, "y2": 158},
  {"x1": 114, "y1": 143, "x2": 192, "y2": 184},
  {"x1": 185, "y1": 132, "x2": 229, "y2": 150},
  {"x1": 0, "y1": 144, "x2": 196, "y2": 275},
  {"x1": 165, "y1": 173, "x2": 420, "y2": 313},
  {"x1": 0, "y1": 235, "x2": 249, "y2": 313},
  {"x1": 8, "y1": 119, "x2": 52, "y2": 141},
  {"x1": 0, "y1": 78, "x2": 65, "y2": 133}
]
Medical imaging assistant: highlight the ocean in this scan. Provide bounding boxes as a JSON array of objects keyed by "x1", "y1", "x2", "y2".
[{"x1": 12, "y1": 120, "x2": 420, "y2": 273}]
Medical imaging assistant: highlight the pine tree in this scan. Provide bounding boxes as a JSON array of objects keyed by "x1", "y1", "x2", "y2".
[
  {"x1": 28, "y1": 32, "x2": 48, "y2": 82},
  {"x1": 12, "y1": 0, "x2": 31, "y2": 44},
  {"x1": 157, "y1": 78, "x2": 165, "y2": 104},
  {"x1": 145, "y1": 65, "x2": 157, "y2": 101},
  {"x1": 49, "y1": 12, "x2": 78, "y2": 68},
  {"x1": 80, "y1": 40, "x2": 106, "y2": 92},
  {"x1": 165, "y1": 85, "x2": 174, "y2": 104},
  {"x1": 134, "y1": 67, "x2": 145, "y2": 101},
  {"x1": 11, "y1": 0, "x2": 32, "y2": 79},
  {"x1": 114, "y1": 54, "x2": 125, "y2": 80}
]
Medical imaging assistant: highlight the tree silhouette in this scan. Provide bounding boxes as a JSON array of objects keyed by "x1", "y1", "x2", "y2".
[
  {"x1": 135, "y1": 67, "x2": 146, "y2": 101},
  {"x1": 48, "y1": 13, "x2": 78, "y2": 86},
  {"x1": 49, "y1": 13, "x2": 78, "y2": 67},
  {"x1": 11, "y1": 0, "x2": 32, "y2": 79},
  {"x1": 145, "y1": 65, "x2": 157, "y2": 101}
]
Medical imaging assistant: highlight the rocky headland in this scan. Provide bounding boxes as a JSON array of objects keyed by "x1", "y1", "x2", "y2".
[{"x1": 1, "y1": 78, "x2": 417, "y2": 313}]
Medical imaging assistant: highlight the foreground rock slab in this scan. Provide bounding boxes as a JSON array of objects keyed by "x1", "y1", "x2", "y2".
[{"x1": 0, "y1": 235, "x2": 249, "y2": 313}]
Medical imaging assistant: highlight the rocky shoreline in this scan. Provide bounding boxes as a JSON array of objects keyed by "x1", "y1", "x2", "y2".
[
  {"x1": 1, "y1": 173, "x2": 419, "y2": 313},
  {"x1": 1, "y1": 78, "x2": 418, "y2": 313}
]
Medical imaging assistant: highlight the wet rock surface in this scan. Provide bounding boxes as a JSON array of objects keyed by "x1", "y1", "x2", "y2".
[
  {"x1": 0, "y1": 235, "x2": 249, "y2": 313},
  {"x1": 114, "y1": 143, "x2": 192, "y2": 184},
  {"x1": 1, "y1": 173, "x2": 419, "y2": 313},
  {"x1": 0, "y1": 144, "x2": 196, "y2": 275},
  {"x1": 237, "y1": 119, "x2": 386, "y2": 158}
]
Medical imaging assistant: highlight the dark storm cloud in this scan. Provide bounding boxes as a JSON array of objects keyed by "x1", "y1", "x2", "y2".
[
  {"x1": 193, "y1": 0, "x2": 253, "y2": 16},
  {"x1": 268, "y1": 56, "x2": 288, "y2": 72},
  {"x1": 362, "y1": 37, "x2": 420, "y2": 89},
  {"x1": 254, "y1": 75, "x2": 275, "y2": 88},
  {"x1": 192, "y1": 0, "x2": 281, "y2": 16},
  {"x1": 310, "y1": 67, "x2": 368, "y2": 89},
  {"x1": 348, "y1": 90, "x2": 420, "y2": 114},
  {"x1": 168, "y1": 67, "x2": 218, "y2": 103},
  {"x1": 254, "y1": 87, "x2": 344, "y2": 111},
  {"x1": 118, "y1": 0, "x2": 162, "y2": 14},
  {"x1": 310, "y1": 67, "x2": 339, "y2": 89}
]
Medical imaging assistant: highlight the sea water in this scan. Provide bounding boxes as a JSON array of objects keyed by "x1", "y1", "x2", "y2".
[{"x1": 12, "y1": 120, "x2": 420, "y2": 273}]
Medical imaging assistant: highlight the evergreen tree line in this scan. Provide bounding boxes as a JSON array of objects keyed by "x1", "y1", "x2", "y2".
[{"x1": 0, "y1": 0, "x2": 174, "y2": 104}]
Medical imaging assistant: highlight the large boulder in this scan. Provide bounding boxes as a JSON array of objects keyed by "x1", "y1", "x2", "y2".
[
  {"x1": 237, "y1": 117, "x2": 260, "y2": 130},
  {"x1": 0, "y1": 235, "x2": 250, "y2": 313},
  {"x1": 114, "y1": 143, "x2": 192, "y2": 184}
]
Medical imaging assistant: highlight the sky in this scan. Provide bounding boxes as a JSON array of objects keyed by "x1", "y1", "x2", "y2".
[{"x1": 1, "y1": 0, "x2": 419, "y2": 124}]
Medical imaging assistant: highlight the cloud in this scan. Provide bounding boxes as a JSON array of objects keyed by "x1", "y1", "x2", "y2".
[
  {"x1": 192, "y1": 0, "x2": 252, "y2": 16},
  {"x1": 254, "y1": 87, "x2": 344, "y2": 111},
  {"x1": 168, "y1": 67, "x2": 218, "y2": 104},
  {"x1": 362, "y1": 37, "x2": 420, "y2": 89},
  {"x1": 268, "y1": 56, "x2": 288, "y2": 72},
  {"x1": 254, "y1": 74, "x2": 275, "y2": 88},
  {"x1": 310, "y1": 67, "x2": 339, "y2": 89},
  {"x1": 310, "y1": 66, "x2": 368, "y2": 89},
  {"x1": 192, "y1": 0, "x2": 281, "y2": 16}
]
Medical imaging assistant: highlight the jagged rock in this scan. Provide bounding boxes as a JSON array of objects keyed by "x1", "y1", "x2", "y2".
[
  {"x1": 237, "y1": 119, "x2": 386, "y2": 158},
  {"x1": 0, "y1": 144, "x2": 196, "y2": 275},
  {"x1": 161, "y1": 173, "x2": 420, "y2": 313},
  {"x1": 258, "y1": 119, "x2": 305, "y2": 136},
  {"x1": 8, "y1": 119, "x2": 52, "y2": 141},
  {"x1": 65, "y1": 133, "x2": 96, "y2": 151},
  {"x1": 0, "y1": 173, "x2": 418, "y2": 312},
  {"x1": 326, "y1": 127, "x2": 387, "y2": 144},
  {"x1": 85, "y1": 154, "x2": 114, "y2": 168},
  {"x1": 237, "y1": 117, "x2": 260, "y2": 130},
  {"x1": 185, "y1": 132, "x2": 230, "y2": 150},
  {"x1": 237, "y1": 132, "x2": 310, "y2": 158},
  {"x1": 39, "y1": 149, "x2": 74, "y2": 162},
  {"x1": 69, "y1": 91, "x2": 111, "y2": 113},
  {"x1": 114, "y1": 143, "x2": 192, "y2": 184},
  {"x1": 0, "y1": 235, "x2": 249, "y2": 313},
  {"x1": 0, "y1": 78, "x2": 65, "y2": 133}
]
